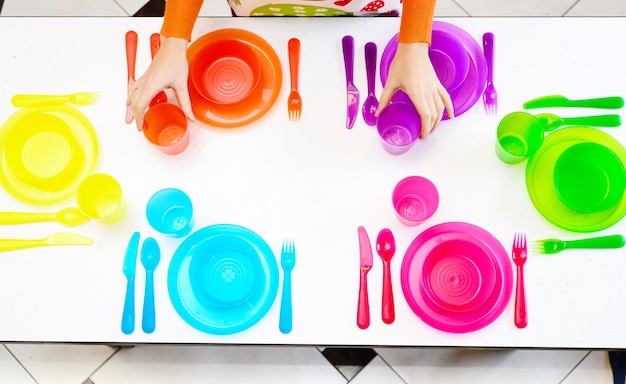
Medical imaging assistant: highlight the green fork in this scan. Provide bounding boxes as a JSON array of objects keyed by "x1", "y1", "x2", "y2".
[{"x1": 532, "y1": 234, "x2": 625, "y2": 254}]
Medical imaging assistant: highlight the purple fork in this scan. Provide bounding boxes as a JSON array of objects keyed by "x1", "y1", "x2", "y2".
[{"x1": 482, "y1": 32, "x2": 498, "y2": 116}]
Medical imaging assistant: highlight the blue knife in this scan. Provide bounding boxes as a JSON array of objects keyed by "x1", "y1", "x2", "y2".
[{"x1": 121, "y1": 231, "x2": 140, "y2": 335}]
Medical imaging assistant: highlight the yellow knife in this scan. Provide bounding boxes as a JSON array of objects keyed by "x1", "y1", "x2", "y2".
[{"x1": 0, "y1": 232, "x2": 94, "y2": 252}]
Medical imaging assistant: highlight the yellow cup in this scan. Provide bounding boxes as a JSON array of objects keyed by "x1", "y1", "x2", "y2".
[{"x1": 76, "y1": 173, "x2": 127, "y2": 224}]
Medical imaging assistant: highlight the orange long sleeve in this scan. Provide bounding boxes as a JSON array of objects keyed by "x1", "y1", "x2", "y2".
[
  {"x1": 161, "y1": 0, "x2": 434, "y2": 44},
  {"x1": 160, "y1": 0, "x2": 204, "y2": 41},
  {"x1": 398, "y1": 0, "x2": 436, "y2": 44}
]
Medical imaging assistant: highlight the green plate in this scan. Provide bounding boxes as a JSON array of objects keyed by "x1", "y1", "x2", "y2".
[{"x1": 526, "y1": 127, "x2": 626, "y2": 232}]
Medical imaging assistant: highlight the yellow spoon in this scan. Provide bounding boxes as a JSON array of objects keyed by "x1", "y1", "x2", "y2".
[
  {"x1": 0, "y1": 232, "x2": 94, "y2": 252},
  {"x1": 0, "y1": 207, "x2": 89, "y2": 227}
]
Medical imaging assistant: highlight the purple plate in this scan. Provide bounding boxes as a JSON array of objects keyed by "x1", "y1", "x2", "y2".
[{"x1": 380, "y1": 21, "x2": 487, "y2": 119}]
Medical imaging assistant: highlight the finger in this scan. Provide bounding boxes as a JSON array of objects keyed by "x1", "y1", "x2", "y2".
[
  {"x1": 441, "y1": 88, "x2": 455, "y2": 119},
  {"x1": 130, "y1": 94, "x2": 150, "y2": 131},
  {"x1": 376, "y1": 86, "x2": 396, "y2": 117},
  {"x1": 431, "y1": 95, "x2": 445, "y2": 132},
  {"x1": 172, "y1": 82, "x2": 194, "y2": 121},
  {"x1": 135, "y1": 115, "x2": 144, "y2": 132},
  {"x1": 415, "y1": 101, "x2": 435, "y2": 140}
]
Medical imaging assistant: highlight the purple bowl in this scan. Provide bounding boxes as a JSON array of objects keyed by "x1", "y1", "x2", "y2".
[
  {"x1": 380, "y1": 21, "x2": 487, "y2": 120},
  {"x1": 429, "y1": 30, "x2": 470, "y2": 91}
]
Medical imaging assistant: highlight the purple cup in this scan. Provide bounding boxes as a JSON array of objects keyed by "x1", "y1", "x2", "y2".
[{"x1": 376, "y1": 102, "x2": 421, "y2": 155}]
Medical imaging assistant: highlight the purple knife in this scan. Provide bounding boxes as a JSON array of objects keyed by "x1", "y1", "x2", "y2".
[
  {"x1": 357, "y1": 226, "x2": 373, "y2": 329},
  {"x1": 342, "y1": 35, "x2": 360, "y2": 129}
]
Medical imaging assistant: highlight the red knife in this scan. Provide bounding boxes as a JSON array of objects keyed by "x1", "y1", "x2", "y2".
[
  {"x1": 125, "y1": 31, "x2": 138, "y2": 124},
  {"x1": 357, "y1": 226, "x2": 373, "y2": 329}
]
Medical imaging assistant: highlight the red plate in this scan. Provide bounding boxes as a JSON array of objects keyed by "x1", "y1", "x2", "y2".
[{"x1": 187, "y1": 29, "x2": 282, "y2": 128}]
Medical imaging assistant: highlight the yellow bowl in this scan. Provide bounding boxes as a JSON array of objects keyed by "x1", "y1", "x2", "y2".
[
  {"x1": 3, "y1": 113, "x2": 79, "y2": 183},
  {"x1": 0, "y1": 106, "x2": 98, "y2": 205}
]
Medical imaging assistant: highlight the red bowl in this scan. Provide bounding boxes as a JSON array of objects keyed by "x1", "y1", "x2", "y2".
[{"x1": 189, "y1": 39, "x2": 262, "y2": 106}]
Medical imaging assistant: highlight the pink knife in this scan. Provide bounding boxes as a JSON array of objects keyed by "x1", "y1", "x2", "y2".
[
  {"x1": 357, "y1": 226, "x2": 373, "y2": 329},
  {"x1": 342, "y1": 35, "x2": 359, "y2": 129},
  {"x1": 125, "y1": 30, "x2": 138, "y2": 124}
]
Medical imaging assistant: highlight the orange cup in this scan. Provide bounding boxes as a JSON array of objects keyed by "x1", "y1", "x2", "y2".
[{"x1": 142, "y1": 103, "x2": 190, "y2": 155}]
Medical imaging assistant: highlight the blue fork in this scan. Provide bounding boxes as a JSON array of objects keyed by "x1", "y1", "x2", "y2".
[{"x1": 279, "y1": 238, "x2": 296, "y2": 334}]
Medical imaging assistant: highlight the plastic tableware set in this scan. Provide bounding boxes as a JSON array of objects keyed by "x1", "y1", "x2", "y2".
[
  {"x1": 496, "y1": 95, "x2": 626, "y2": 232},
  {"x1": 127, "y1": 28, "x2": 285, "y2": 155},
  {"x1": 357, "y1": 174, "x2": 515, "y2": 333},
  {"x1": 120, "y1": 187, "x2": 294, "y2": 336},
  {"x1": 0, "y1": 98, "x2": 129, "y2": 250},
  {"x1": 372, "y1": 21, "x2": 489, "y2": 155}
]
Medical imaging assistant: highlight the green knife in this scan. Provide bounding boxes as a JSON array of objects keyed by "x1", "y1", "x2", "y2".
[{"x1": 523, "y1": 95, "x2": 624, "y2": 109}]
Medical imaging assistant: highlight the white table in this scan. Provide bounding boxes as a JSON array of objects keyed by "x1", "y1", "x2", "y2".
[{"x1": 0, "y1": 16, "x2": 625, "y2": 348}]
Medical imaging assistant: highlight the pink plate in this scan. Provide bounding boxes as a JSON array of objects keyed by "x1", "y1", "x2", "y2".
[
  {"x1": 380, "y1": 21, "x2": 487, "y2": 119},
  {"x1": 401, "y1": 222, "x2": 513, "y2": 333}
]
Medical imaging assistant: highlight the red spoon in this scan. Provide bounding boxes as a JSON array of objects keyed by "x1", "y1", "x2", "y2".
[
  {"x1": 376, "y1": 228, "x2": 396, "y2": 324},
  {"x1": 148, "y1": 33, "x2": 167, "y2": 107}
]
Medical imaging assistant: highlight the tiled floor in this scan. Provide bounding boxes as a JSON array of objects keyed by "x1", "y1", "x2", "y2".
[{"x1": 2, "y1": 0, "x2": 626, "y2": 383}]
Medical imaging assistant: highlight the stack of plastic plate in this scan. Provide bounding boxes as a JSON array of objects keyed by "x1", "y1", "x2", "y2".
[
  {"x1": 186, "y1": 29, "x2": 282, "y2": 128},
  {"x1": 401, "y1": 222, "x2": 513, "y2": 333},
  {"x1": 168, "y1": 224, "x2": 279, "y2": 335},
  {"x1": 0, "y1": 105, "x2": 98, "y2": 204},
  {"x1": 526, "y1": 127, "x2": 626, "y2": 232},
  {"x1": 380, "y1": 21, "x2": 488, "y2": 119}
]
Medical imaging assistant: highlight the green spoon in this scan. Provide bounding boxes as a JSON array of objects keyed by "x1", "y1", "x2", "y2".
[{"x1": 535, "y1": 113, "x2": 622, "y2": 131}]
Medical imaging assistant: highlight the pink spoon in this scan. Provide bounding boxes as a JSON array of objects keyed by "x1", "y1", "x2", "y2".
[{"x1": 376, "y1": 228, "x2": 396, "y2": 324}]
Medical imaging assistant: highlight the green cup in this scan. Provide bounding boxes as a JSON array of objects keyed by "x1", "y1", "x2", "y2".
[
  {"x1": 554, "y1": 142, "x2": 626, "y2": 213},
  {"x1": 496, "y1": 112, "x2": 545, "y2": 164}
]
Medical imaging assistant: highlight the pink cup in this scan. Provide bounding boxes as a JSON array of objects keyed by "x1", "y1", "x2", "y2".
[
  {"x1": 376, "y1": 102, "x2": 421, "y2": 155},
  {"x1": 392, "y1": 176, "x2": 439, "y2": 226},
  {"x1": 142, "y1": 103, "x2": 190, "y2": 155}
]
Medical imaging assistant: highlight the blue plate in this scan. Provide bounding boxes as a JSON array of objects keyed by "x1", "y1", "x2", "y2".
[{"x1": 168, "y1": 224, "x2": 278, "y2": 335}]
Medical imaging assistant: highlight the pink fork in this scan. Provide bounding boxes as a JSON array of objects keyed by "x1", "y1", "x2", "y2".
[
  {"x1": 482, "y1": 32, "x2": 498, "y2": 116},
  {"x1": 512, "y1": 232, "x2": 527, "y2": 328}
]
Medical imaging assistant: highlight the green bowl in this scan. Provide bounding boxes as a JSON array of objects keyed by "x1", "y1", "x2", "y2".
[
  {"x1": 526, "y1": 127, "x2": 626, "y2": 232},
  {"x1": 554, "y1": 142, "x2": 626, "y2": 213}
]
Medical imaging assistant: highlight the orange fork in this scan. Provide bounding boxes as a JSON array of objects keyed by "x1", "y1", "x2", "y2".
[{"x1": 287, "y1": 38, "x2": 302, "y2": 121}]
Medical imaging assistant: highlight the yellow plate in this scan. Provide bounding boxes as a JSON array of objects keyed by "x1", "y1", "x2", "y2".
[{"x1": 0, "y1": 105, "x2": 98, "y2": 205}]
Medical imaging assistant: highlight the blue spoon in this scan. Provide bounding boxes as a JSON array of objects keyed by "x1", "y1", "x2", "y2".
[{"x1": 140, "y1": 237, "x2": 160, "y2": 334}]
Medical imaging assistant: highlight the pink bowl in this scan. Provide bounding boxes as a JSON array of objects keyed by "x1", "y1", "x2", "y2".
[{"x1": 420, "y1": 237, "x2": 497, "y2": 313}]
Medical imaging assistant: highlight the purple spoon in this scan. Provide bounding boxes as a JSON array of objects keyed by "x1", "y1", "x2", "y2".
[{"x1": 362, "y1": 42, "x2": 379, "y2": 126}]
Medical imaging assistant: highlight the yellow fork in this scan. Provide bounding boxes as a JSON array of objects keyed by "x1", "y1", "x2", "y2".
[{"x1": 11, "y1": 91, "x2": 100, "y2": 107}]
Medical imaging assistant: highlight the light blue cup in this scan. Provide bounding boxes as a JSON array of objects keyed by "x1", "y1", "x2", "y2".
[{"x1": 146, "y1": 188, "x2": 194, "y2": 237}]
